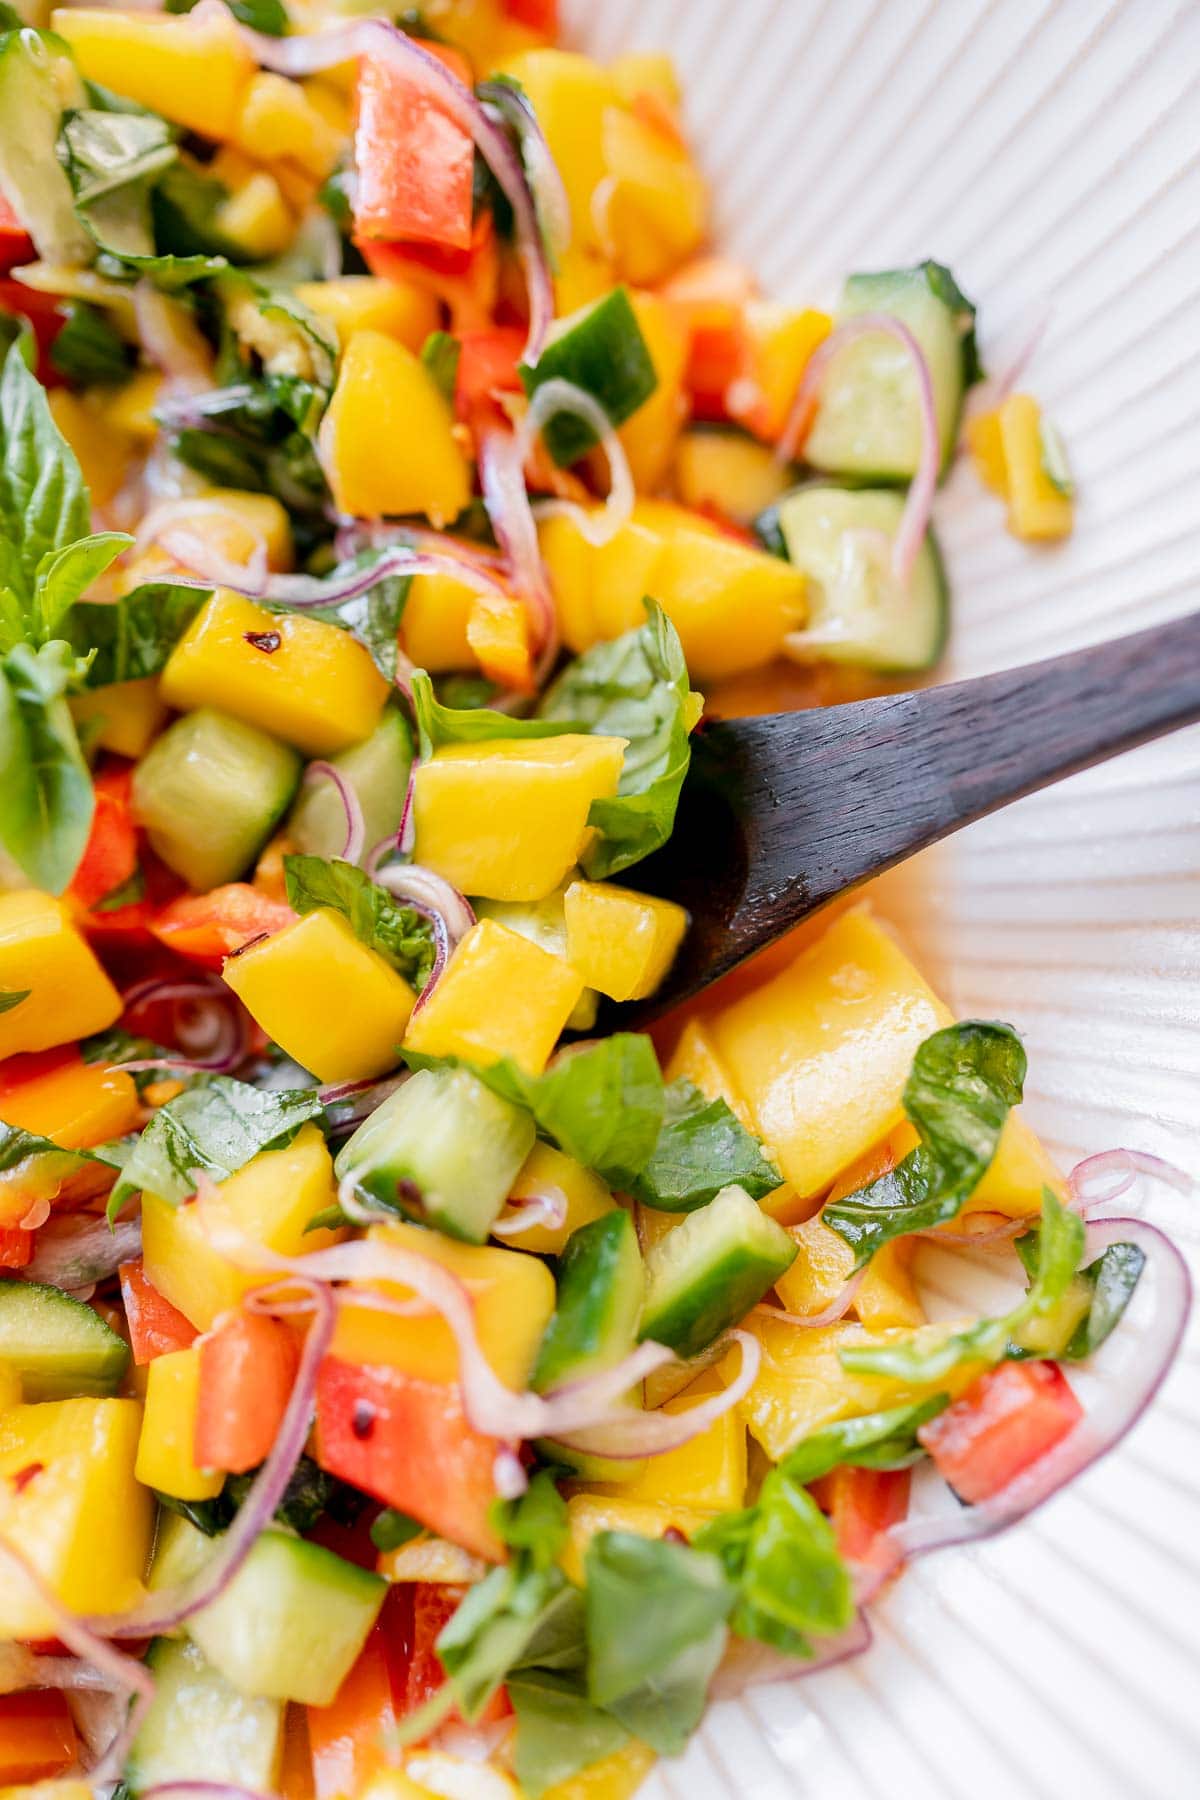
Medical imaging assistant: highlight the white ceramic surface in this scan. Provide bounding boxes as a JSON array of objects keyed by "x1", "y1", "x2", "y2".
[{"x1": 563, "y1": 2, "x2": 1200, "y2": 1795}]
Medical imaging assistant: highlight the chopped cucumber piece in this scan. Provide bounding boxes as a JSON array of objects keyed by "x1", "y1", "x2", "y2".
[
  {"x1": 475, "y1": 885, "x2": 598, "y2": 1031},
  {"x1": 0, "y1": 1278, "x2": 128, "y2": 1400},
  {"x1": 334, "y1": 1064, "x2": 535, "y2": 1243},
  {"x1": 806, "y1": 262, "x2": 977, "y2": 480},
  {"x1": 0, "y1": 28, "x2": 91, "y2": 266},
  {"x1": 639, "y1": 1183, "x2": 796, "y2": 1360},
  {"x1": 148, "y1": 1510, "x2": 218, "y2": 1595},
  {"x1": 125, "y1": 1636, "x2": 284, "y2": 1792},
  {"x1": 289, "y1": 706, "x2": 413, "y2": 860},
  {"x1": 132, "y1": 706, "x2": 301, "y2": 891},
  {"x1": 533, "y1": 1209, "x2": 644, "y2": 1390},
  {"x1": 776, "y1": 484, "x2": 948, "y2": 672},
  {"x1": 520, "y1": 286, "x2": 657, "y2": 465},
  {"x1": 188, "y1": 1528, "x2": 385, "y2": 1705}
]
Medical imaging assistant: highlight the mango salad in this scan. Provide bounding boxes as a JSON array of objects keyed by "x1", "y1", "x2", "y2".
[{"x1": 0, "y1": 2, "x2": 1171, "y2": 1796}]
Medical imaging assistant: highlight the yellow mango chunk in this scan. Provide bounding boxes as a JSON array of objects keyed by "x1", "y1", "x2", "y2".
[
  {"x1": 0, "y1": 1398, "x2": 151, "y2": 1637},
  {"x1": 776, "y1": 1212, "x2": 857, "y2": 1319},
  {"x1": 161, "y1": 591, "x2": 388, "y2": 756},
  {"x1": 727, "y1": 1313, "x2": 977, "y2": 1463},
  {"x1": 70, "y1": 676, "x2": 168, "y2": 760},
  {"x1": 965, "y1": 407, "x2": 1008, "y2": 495},
  {"x1": 48, "y1": 389, "x2": 131, "y2": 508},
  {"x1": 333, "y1": 1220, "x2": 555, "y2": 1388},
  {"x1": 224, "y1": 908, "x2": 416, "y2": 1084},
  {"x1": 0, "y1": 892, "x2": 122, "y2": 1059},
  {"x1": 0, "y1": 1055, "x2": 138, "y2": 1150},
  {"x1": 294, "y1": 276, "x2": 438, "y2": 353},
  {"x1": 136, "y1": 1347, "x2": 223, "y2": 1501},
  {"x1": 404, "y1": 918, "x2": 583, "y2": 1074},
  {"x1": 600, "y1": 104, "x2": 707, "y2": 287},
  {"x1": 674, "y1": 429, "x2": 791, "y2": 527},
  {"x1": 998, "y1": 394, "x2": 1074, "y2": 541},
  {"x1": 214, "y1": 169, "x2": 294, "y2": 261},
  {"x1": 610, "y1": 289, "x2": 689, "y2": 491},
  {"x1": 855, "y1": 1239, "x2": 925, "y2": 1331},
  {"x1": 466, "y1": 590, "x2": 534, "y2": 692},
  {"x1": 495, "y1": 52, "x2": 617, "y2": 260},
  {"x1": 142, "y1": 1123, "x2": 345, "y2": 1331},
  {"x1": 610, "y1": 52, "x2": 681, "y2": 110},
  {"x1": 583, "y1": 1374, "x2": 746, "y2": 1514},
  {"x1": 966, "y1": 1109, "x2": 1067, "y2": 1219},
  {"x1": 52, "y1": 7, "x2": 255, "y2": 140},
  {"x1": 359, "y1": 1773, "x2": 444, "y2": 1800},
  {"x1": 560, "y1": 1494, "x2": 711, "y2": 1586},
  {"x1": 0, "y1": 1367, "x2": 20, "y2": 1413},
  {"x1": 563, "y1": 879, "x2": 688, "y2": 1002},
  {"x1": 709, "y1": 907, "x2": 951, "y2": 1200},
  {"x1": 103, "y1": 369, "x2": 163, "y2": 442},
  {"x1": 494, "y1": 1141, "x2": 614, "y2": 1256},
  {"x1": 321, "y1": 330, "x2": 471, "y2": 527},
  {"x1": 731, "y1": 303, "x2": 832, "y2": 443},
  {"x1": 411, "y1": 735, "x2": 627, "y2": 902},
  {"x1": 399, "y1": 570, "x2": 476, "y2": 670},
  {"x1": 543, "y1": 1742, "x2": 658, "y2": 1800},
  {"x1": 664, "y1": 1017, "x2": 755, "y2": 1128},
  {"x1": 234, "y1": 71, "x2": 343, "y2": 179}
]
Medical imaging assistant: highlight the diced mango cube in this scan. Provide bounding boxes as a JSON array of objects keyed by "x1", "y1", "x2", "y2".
[
  {"x1": 674, "y1": 429, "x2": 791, "y2": 527},
  {"x1": 320, "y1": 330, "x2": 471, "y2": 527},
  {"x1": 234, "y1": 71, "x2": 344, "y2": 179},
  {"x1": 214, "y1": 169, "x2": 294, "y2": 261},
  {"x1": 103, "y1": 369, "x2": 163, "y2": 443},
  {"x1": 600, "y1": 104, "x2": 707, "y2": 286},
  {"x1": 141, "y1": 1123, "x2": 345, "y2": 1331},
  {"x1": 730, "y1": 303, "x2": 833, "y2": 443},
  {"x1": 560, "y1": 1494, "x2": 711, "y2": 1586},
  {"x1": 563, "y1": 879, "x2": 688, "y2": 1002},
  {"x1": 965, "y1": 407, "x2": 1008, "y2": 495},
  {"x1": 48, "y1": 389, "x2": 131, "y2": 508},
  {"x1": 223, "y1": 909, "x2": 416, "y2": 1084},
  {"x1": 161, "y1": 591, "x2": 388, "y2": 756},
  {"x1": 494, "y1": 52, "x2": 618, "y2": 259},
  {"x1": 610, "y1": 289, "x2": 689, "y2": 493},
  {"x1": 398, "y1": 570, "x2": 476, "y2": 670},
  {"x1": 966, "y1": 1109, "x2": 1067, "y2": 1219},
  {"x1": 333, "y1": 1220, "x2": 555, "y2": 1388},
  {"x1": 135, "y1": 1346, "x2": 223, "y2": 1501},
  {"x1": 404, "y1": 918, "x2": 583, "y2": 1074},
  {"x1": 542, "y1": 1741, "x2": 658, "y2": 1800},
  {"x1": 294, "y1": 276, "x2": 439, "y2": 353},
  {"x1": 610, "y1": 52, "x2": 681, "y2": 110},
  {"x1": 709, "y1": 908, "x2": 951, "y2": 1200},
  {"x1": 998, "y1": 394, "x2": 1074, "y2": 541},
  {"x1": 0, "y1": 892, "x2": 122, "y2": 1059},
  {"x1": 70, "y1": 676, "x2": 169, "y2": 760},
  {"x1": 412, "y1": 735, "x2": 627, "y2": 902},
  {"x1": 51, "y1": 7, "x2": 255, "y2": 140},
  {"x1": 582, "y1": 1374, "x2": 746, "y2": 1514},
  {"x1": 0, "y1": 1398, "x2": 151, "y2": 1637},
  {"x1": 664, "y1": 1017, "x2": 755, "y2": 1128},
  {"x1": 0, "y1": 1056, "x2": 139, "y2": 1150},
  {"x1": 494, "y1": 1141, "x2": 615, "y2": 1256}
]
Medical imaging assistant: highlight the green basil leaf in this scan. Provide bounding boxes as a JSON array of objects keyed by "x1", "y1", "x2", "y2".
[
  {"x1": 108, "y1": 1076, "x2": 326, "y2": 1216},
  {"x1": 49, "y1": 302, "x2": 136, "y2": 388},
  {"x1": 165, "y1": 377, "x2": 329, "y2": 519},
  {"x1": 0, "y1": 639, "x2": 94, "y2": 893},
  {"x1": 283, "y1": 854, "x2": 436, "y2": 990},
  {"x1": 436, "y1": 1563, "x2": 581, "y2": 1722},
  {"x1": 740, "y1": 1472, "x2": 853, "y2": 1642},
  {"x1": 34, "y1": 532, "x2": 131, "y2": 640},
  {"x1": 420, "y1": 329, "x2": 460, "y2": 405},
  {"x1": 0, "y1": 336, "x2": 90, "y2": 631},
  {"x1": 369, "y1": 1508, "x2": 424, "y2": 1552},
  {"x1": 779, "y1": 1396, "x2": 951, "y2": 1485},
  {"x1": 1066, "y1": 1240, "x2": 1146, "y2": 1359},
  {"x1": 538, "y1": 601, "x2": 699, "y2": 878},
  {"x1": 490, "y1": 1468, "x2": 569, "y2": 1572},
  {"x1": 629, "y1": 1077, "x2": 780, "y2": 1212},
  {"x1": 508, "y1": 1669, "x2": 629, "y2": 1800},
  {"x1": 411, "y1": 666, "x2": 575, "y2": 760},
  {"x1": 825, "y1": 1021, "x2": 1027, "y2": 1266},
  {"x1": 71, "y1": 581, "x2": 208, "y2": 685},
  {"x1": 164, "y1": 0, "x2": 288, "y2": 31}
]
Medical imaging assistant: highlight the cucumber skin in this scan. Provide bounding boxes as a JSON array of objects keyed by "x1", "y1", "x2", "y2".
[
  {"x1": 520, "y1": 286, "x2": 658, "y2": 465},
  {"x1": 639, "y1": 1184, "x2": 796, "y2": 1362},
  {"x1": 532, "y1": 1209, "x2": 644, "y2": 1391},
  {"x1": 0, "y1": 1278, "x2": 128, "y2": 1401},
  {"x1": 125, "y1": 1636, "x2": 284, "y2": 1791},
  {"x1": 289, "y1": 707, "x2": 412, "y2": 860}
]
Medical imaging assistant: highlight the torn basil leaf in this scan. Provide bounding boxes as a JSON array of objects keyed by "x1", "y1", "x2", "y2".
[
  {"x1": 283, "y1": 855, "x2": 436, "y2": 991},
  {"x1": 629, "y1": 1077, "x2": 781, "y2": 1212}
]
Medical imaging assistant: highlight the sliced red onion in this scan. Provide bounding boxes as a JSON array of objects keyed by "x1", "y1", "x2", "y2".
[
  {"x1": 18, "y1": 1196, "x2": 51, "y2": 1232},
  {"x1": 963, "y1": 300, "x2": 1052, "y2": 425},
  {"x1": 776, "y1": 312, "x2": 939, "y2": 585},
  {"x1": 374, "y1": 863, "x2": 476, "y2": 948},
  {"x1": 154, "y1": 535, "x2": 509, "y2": 613},
  {"x1": 908, "y1": 1211, "x2": 1031, "y2": 1249},
  {"x1": 230, "y1": 17, "x2": 556, "y2": 360},
  {"x1": 493, "y1": 1448, "x2": 529, "y2": 1500},
  {"x1": 492, "y1": 1185, "x2": 569, "y2": 1239},
  {"x1": 0, "y1": 1539, "x2": 154, "y2": 1781},
  {"x1": 479, "y1": 427, "x2": 557, "y2": 673},
  {"x1": 119, "y1": 977, "x2": 250, "y2": 1074},
  {"x1": 319, "y1": 1070, "x2": 410, "y2": 1136},
  {"x1": 25, "y1": 1216, "x2": 142, "y2": 1292},
  {"x1": 1067, "y1": 1147, "x2": 1194, "y2": 1215},
  {"x1": 0, "y1": 1640, "x2": 116, "y2": 1695},
  {"x1": 304, "y1": 761, "x2": 365, "y2": 865},
  {"x1": 132, "y1": 280, "x2": 214, "y2": 388},
  {"x1": 478, "y1": 78, "x2": 570, "y2": 267},
  {"x1": 552, "y1": 1331, "x2": 761, "y2": 1459},
  {"x1": 86, "y1": 1276, "x2": 334, "y2": 1640},
  {"x1": 519, "y1": 378, "x2": 635, "y2": 549},
  {"x1": 754, "y1": 1269, "x2": 865, "y2": 1331}
]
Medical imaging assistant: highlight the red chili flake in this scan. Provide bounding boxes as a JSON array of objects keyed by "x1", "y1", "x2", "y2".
[
  {"x1": 244, "y1": 630, "x2": 282, "y2": 654},
  {"x1": 662, "y1": 1525, "x2": 689, "y2": 1545},
  {"x1": 352, "y1": 1399, "x2": 377, "y2": 1440},
  {"x1": 12, "y1": 1461, "x2": 44, "y2": 1493}
]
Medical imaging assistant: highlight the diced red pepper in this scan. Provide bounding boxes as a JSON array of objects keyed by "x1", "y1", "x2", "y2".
[
  {"x1": 453, "y1": 325, "x2": 524, "y2": 426},
  {"x1": 0, "y1": 1228, "x2": 34, "y2": 1269},
  {"x1": 360, "y1": 212, "x2": 500, "y2": 333},
  {"x1": 0, "y1": 1689, "x2": 78, "y2": 1783},
  {"x1": 402, "y1": 1582, "x2": 511, "y2": 1731},
  {"x1": 353, "y1": 42, "x2": 475, "y2": 251},
  {"x1": 149, "y1": 883, "x2": 297, "y2": 971},
  {"x1": 194, "y1": 1308, "x2": 299, "y2": 1474},
  {"x1": 918, "y1": 1360, "x2": 1083, "y2": 1504},
  {"x1": 811, "y1": 1465, "x2": 911, "y2": 1571},
  {"x1": 314, "y1": 1357, "x2": 506, "y2": 1563},
  {"x1": 0, "y1": 194, "x2": 34, "y2": 277},
  {"x1": 119, "y1": 1258, "x2": 199, "y2": 1364},
  {"x1": 501, "y1": 0, "x2": 558, "y2": 34},
  {"x1": 0, "y1": 277, "x2": 65, "y2": 386},
  {"x1": 68, "y1": 764, "x2": 140, "y2": 915},
  {"x1": 661, "y1": 257, "x2": 755, "y2": 422},
  {"x1": 308, "y1": 1603, "x2": 406, "y2": 1799}
]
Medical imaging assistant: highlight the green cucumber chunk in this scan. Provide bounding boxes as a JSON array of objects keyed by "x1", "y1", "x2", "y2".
[
  {"x1": 0, "y1": 1277, "x2": 128, "y2": 1400},
  {"x1": 475, "y1": 885, "x2": 598, "y2": 1031},
  {"x1": 805, "y1": 263, "x2": 977, "y2": 480},
  {"x1": 289, "y1": 706, "x2": 413, "y2": 860},
  {"x1": 776, "y1": 484, "x2": 948, "y2": 672},
  {"x1": 520, "y1": 285, "x2": 657, "y2": 465},
  {"x1": 148, "y1": 1510, "x2": 218, "y2": 1594},
  {"x1": 132, "y1": 706, "x2": 301, "y2": 891},
  {"x1": 639, "y1": 1183, "x2": 796, "y2": 1360},
  {"x1": 334, "y1": 1064, "x2": 535, "y2": 1243},
  {"x1": 533, "y1": 1209, "x2": 645, "y2": 1390},
  {"x1": 0, "y1": 28, "x2": 91, "y2": 267},
  {"x1": 125, "y1": 1636, "x2": 284, "y2": 1791},
  {"x1": 188, "y1": 1528, "x2": 385, "y2": 1705}
]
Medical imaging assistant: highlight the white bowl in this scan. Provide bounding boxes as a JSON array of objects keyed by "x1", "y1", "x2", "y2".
[{"x1": 565, "y1": 2, "x2": 1200, "y2": 1794}]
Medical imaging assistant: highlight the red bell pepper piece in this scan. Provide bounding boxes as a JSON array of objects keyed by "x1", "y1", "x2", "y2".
[
  {"x1": 360, "y1": 212, "x2": 500, "y2": 333},
  {"x1": 0, "y1": 278, "x2": 65, "y2": 387},
  {"x1": 353, "y1": 41, "x2": 475, "y2": 251},
  {"x1": 501, "y1": 0, "x2": 558, "y2": 33},
  {"x1": 314, "y1": 1357, "x2": 507, "y2": 1563},
  {"x1": 308, "y1": 1603, "x2": 407, "y2": 1799},
  {"x1": 194, "y1": 1308, "x2": 299, "y2": 1474},
  {"x1": 811, "y1": 1465, "x2": 912, "y2": 1571},
  {"x1": 119, "y1": 1258, "x2": 199, "y2": 1364},
  {"x1": 149, "y1": 883, "x2": 296, "y2": 971},
  {"x1": 0, "y1": 194, "x2": 34, "y2": 277},
  {"x1": 453, "y1": 325, "x2": 524, "y2": 427},
  {"x1": 68, "y1": 764, "x2": 140, "y2": 915},
  {"x1": 0, "y1": 1689, "x2": 78, "y2": 1783},
  {"x1": 661, "y1": 257, "x2": 755, "y2": 422},
  {"x1": 402, "y1": 1583, "x2": 510, "y2": 1730},
  {"x1": 0, "y1": 1228, "x2": 34, "y2": 1269},
  {"x1": 918, "y1": 1360, "x2": 1083, "y2": 1504}
]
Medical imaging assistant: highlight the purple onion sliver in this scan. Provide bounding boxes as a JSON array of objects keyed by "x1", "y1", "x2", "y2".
[
  {"x1": 551, "y1": 1331, "x2": 761, "y2": 1459},
  {"x1": 374, "y1": 863, "x2": 476, "y2": 947},
  {"x1": 754, "y1": 1268, "x2": 865, "y2": 1330},
  {"x1": 492, "y1": 1186, "x2": 569, "y2": 1239},
  {"x1": 305, "y1": 760, "x2": 366, "y2": 866},
  {"x1": 492, "y1": 1448, "x2": 529, "y2": 1501},
  {"x1": 1067, "y1": 1146, "x2": 1195, "y2": 1214},
  {"x1": 479, "y1": 428, "x2": 557, "y2": 669},
  {"x1": 25, "y1": 1217, "x2": 142, "y2": 1293}
]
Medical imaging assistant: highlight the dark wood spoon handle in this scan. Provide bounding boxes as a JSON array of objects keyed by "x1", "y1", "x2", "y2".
[{"x1": 619, "y1": 608, "x2": 1200, "y2": 1019}]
